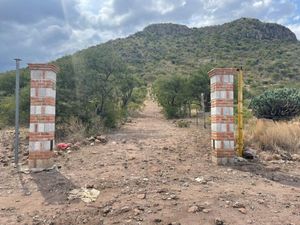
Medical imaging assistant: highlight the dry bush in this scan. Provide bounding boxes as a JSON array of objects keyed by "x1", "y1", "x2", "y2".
[
  {"x1": 176, "y1": 120, "x2": 191, "y2": 128},
  {"x1": 248, "y1": 119, "x2": 300, "y2": 153},
  {"x1": 56, "y1": 117, "x2": 86, "y2": 142}
]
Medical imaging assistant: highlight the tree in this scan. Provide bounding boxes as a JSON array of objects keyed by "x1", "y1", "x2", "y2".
[
  {"x1": 65, "y1": 46, "x2": 147, "y2": 129},
  {"x1": 187, "y1": 68, "x2": 210, "y2": 111},
  {"x1": 152, "y1": 74, "x2": 189, "y2": 118}
]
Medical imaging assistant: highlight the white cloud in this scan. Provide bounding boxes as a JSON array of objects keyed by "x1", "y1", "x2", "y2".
[
  {"x1": 287, "y1": 24, "x2": 300, "y2": 40},
  {"x1": 148, "y1": 0, "x2": 171, "y2": 14},
  {"x1": 253, "y1": 0, "x2": 272, "y2": 8}
]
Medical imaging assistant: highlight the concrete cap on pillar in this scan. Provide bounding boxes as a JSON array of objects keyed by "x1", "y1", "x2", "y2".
[
  {"x1": 208, "y1": 68, "x2": 238, "y2": 77},
  {"x1": 28, "y1": 63, "x2": 59, "y2": 73}
]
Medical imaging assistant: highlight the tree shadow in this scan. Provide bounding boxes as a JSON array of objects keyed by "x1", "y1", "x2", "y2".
[
  {"x1": 230, "y1": 160, "x2": 300, "y2": 188},
  {"x1": 30, "y1": 170, "x2": 79, "y2": 204}
]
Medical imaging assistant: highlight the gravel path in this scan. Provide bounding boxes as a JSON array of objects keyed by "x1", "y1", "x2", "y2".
[{"x1": 0, "y1": 100, "x2": 299, "y2": 225}]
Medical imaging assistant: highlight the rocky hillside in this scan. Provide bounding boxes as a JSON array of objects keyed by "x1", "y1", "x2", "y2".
[
  {"x1": 92, "y1": 17, "x2": 299, "y2": 94},
  {"x1": 214, "y1": 18, "x2": 297, "y2": 42},
  {"x1": 1, "y1": 17, "x2": 300, "y2": 102}
]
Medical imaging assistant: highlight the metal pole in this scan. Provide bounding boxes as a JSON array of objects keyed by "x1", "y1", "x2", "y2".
[
  {"x1": 237, "y1": 67, "x2": 244, "y2": 157},
  {"x1": 201, "y1": 93, "x2": 206, "y2": 129},
  {"x1": 196, "y1": 109, "x2": 199, "y2": 127},
  {"x1": 14, "y1": 58, "x2": 21, "y2": 166}
]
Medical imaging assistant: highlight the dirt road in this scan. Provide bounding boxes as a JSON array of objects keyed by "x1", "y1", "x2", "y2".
[{"x1": 0, "y1": 100, "x2": 299, "y2": 225}]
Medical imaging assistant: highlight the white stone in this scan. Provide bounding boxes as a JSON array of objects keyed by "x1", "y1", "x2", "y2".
[
  {"x1": 38, "y1": 123, "x2": 45, "y2": 132},
  {"x1": 46, "y1": 88, "x2": 56, "y2": 98},
  {"x1": 29, "y1": 141, "x2": 40, "y2": 151},
  {"x1": 229, "y1": 75, "x2": 234, "y2": 83},
  {"x1": 29, "y1": 141, "x2": 53, "y2": 151},
  {"x1": 45, "y1": 106, "x2": 55, "y2": 115},
  {"x1": 227, "y1": 91, "x2": 234, "y2": 99},
  {"x1": 223, "y1": 75, "x2": 229, "y2": 83},
  {"x1": 211, "y1": 123, "x2": 216, "y2": 132},
  {"x1": 31, "y1": 70, "x2": 42, "y2": 80},
  {"x1": 45, "y1": 71, "x2": 56, "y2": 81},
  {"x1": 214, "y1": 91, "x2": 227, "y2": 99},
  {"x1": 223, "y1": 140, "x2": 235, "y2": 149},
  {"x1": 211, "y1": 107, "x2": 233, "y2": 116},
  {"x1": 211, "y1": 107, "x2": 216, "y2": 115},
  {"x1": 211, "y1": 91, "x2": 216, "y2": 100},
  {"x1": 215, "y1": 140, "x2": 222, "y2": 149},
  {"x1": 223, "y1": 107, "x2": 233, "y2": 116},
  {"x1": 30, "y1": 88, "x2": 36, "y2": 97},
  {"x1": 42, "y1": 141, "x2": 51, "y2": 150},
  {"x1": 30, "y1": 123, "x2": 55, "y2": 132},
  {"x1": 44, "y1": 123, "x2": 55, "y2": 132},
  {"x1": 211, "y1": 76, "x2": 217, "y2": 84},
  {"x1": 221, "y1": 124, "x2": 227, "y2": 132},
  {"x1": 38, "y1": 88, "x2": 46, "y2": 97},
  {"x1": 30, "y1": 106, "x2": 41, "y2": 115},
  {"x1": 36, "y1": 88, "x2": 55, "y2": 98},
  {"x1": 29, "y1": 124, "x2": 35, "y2": 132}
]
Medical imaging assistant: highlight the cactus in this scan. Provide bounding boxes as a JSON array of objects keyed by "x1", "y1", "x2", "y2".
[{"x1": 250, "y1": 88, "x2": 300, "y2": 121}]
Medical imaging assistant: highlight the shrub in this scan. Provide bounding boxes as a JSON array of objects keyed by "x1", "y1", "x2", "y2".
[
  {"x1": 152, "y1": 74, "x2": 189, "y2": 118},
  {"x1": 249, "y1": 119, "x2": 300, "y2": 153},
  {"x1": 56, "y1": 117, "x2": 87, "y2": 142},
  {"x1": 176, "y1": 120, "x2": 191, "y2": 128},
  {"x1": 250, "y1": 88, "x2": 300, "y2": 121},
  {"x1": 152, "y1": 67, "x2": 210, "y2": 119},
  {"x1": 0, "y1": 85, "x2": 30, "y2": 128}
]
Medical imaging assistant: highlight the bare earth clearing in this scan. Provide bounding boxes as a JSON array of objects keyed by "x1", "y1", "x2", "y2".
[{"x1": 0, "y1": 100, "x2": 299, "y2": 225}]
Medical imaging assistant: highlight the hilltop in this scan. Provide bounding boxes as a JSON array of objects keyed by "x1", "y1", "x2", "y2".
[
  {"x1": 61, "y1": 17, "x2": 299, "y2": 94},
  {"x1": 1, "y1": 18, "x2": 300, "y2": 127},
  {"x1": 2, "y1": 17, "x2": 300, "y2": 92}
]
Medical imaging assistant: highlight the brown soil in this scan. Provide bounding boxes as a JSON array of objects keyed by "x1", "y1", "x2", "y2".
[{"x1": 0, "y1": 100, "x2": 299, "y2": 225}]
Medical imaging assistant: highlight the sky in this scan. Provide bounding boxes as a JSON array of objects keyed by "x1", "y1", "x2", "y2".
[{"x1": 0, "y1": 0, "x2": 300, "y2": 72}]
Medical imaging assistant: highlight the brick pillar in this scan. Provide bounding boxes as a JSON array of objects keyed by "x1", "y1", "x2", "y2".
[
  {"x1": 208, "y1": 68, "x2": 237, "y2": 165},
  {"x1": 28, "y1": 64, "x2": 59, "y2": 169}
]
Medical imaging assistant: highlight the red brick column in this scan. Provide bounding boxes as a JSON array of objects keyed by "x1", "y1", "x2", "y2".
[
  {"x1": 28, "y1": 64, "x2": 59, "y2": 169},
  {"x1": 208, "y1": 68, "x2": 237, "y2": 165}
]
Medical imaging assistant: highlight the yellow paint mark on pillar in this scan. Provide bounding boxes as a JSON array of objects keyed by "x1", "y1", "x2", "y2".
[{"x1": 237, "y1": 68, "x2": 244, "y2": 157}]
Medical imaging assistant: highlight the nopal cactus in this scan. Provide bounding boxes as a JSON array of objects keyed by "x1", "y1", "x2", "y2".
[{"x1": 250, "y1": 88, "x2": 300, "y2": 121}]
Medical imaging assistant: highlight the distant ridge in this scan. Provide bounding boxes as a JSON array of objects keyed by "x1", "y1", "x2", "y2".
[
  {"x1": 1, "y1": 17, "x2": 300, "y2": 97},
  {"x1": 139, "y1": 18, "x2": 297, "y2": 42}
]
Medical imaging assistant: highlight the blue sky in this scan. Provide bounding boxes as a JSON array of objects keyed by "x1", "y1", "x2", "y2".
[{"x1": 0, "y1": 0, "x2": 300, "y2": 72}]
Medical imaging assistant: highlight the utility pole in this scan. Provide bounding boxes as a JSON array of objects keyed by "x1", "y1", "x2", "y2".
[
  {"x1": 14, "y1": 58, "x2": 21, "y2": 166},
  {"x1": 237, "y1": 67, "x2": 244, "y2": 157}
]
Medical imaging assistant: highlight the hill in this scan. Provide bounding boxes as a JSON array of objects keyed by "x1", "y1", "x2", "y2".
[
  {"x1": 0, "y1": 17, "x2": 300, "y2": 127},
  {"x1": 101, "y1": 17, "x2": 299, "y2": 92}
]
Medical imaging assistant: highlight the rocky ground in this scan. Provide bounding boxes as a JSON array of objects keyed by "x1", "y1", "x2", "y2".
[{"x1": 0, "y1": 100, "x2": 299, "y2": 225}]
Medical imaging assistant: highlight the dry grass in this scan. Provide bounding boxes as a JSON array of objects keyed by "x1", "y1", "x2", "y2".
[
  {"x1": 246, "y1": 119, "x2": 300, "y2": 153},
  {"x1": 56, "y1": 117, "x2": 86, "y2": 142}
]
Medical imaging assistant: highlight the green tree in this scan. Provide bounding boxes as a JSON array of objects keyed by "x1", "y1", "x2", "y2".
[
  {"x1": 187, "y1": 68, "x2": 210, "y2": 111},
  {"x1": 153, "y1": 74, "x2": 189, "y2": 118},
  {"x1": 0, "y1": 85, "x2": 30, "y2": 127}
]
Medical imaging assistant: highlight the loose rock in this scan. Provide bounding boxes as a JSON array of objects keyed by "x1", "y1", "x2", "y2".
[
  {"x1": 238, "y1": 208, "x2": 247, "y2": 214},
  {"x1": 215, "y1": 218, "x2": 224, "y2": 225},
  {"x1": 233, "y1": 202, "x2": 245, "y2": 208},
  {"x1": 188, "y1": 205, "x2": 199, "y2": 213},
  {"x1": 137, "y1": 193, "x2": 146, "y2": 199}
]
